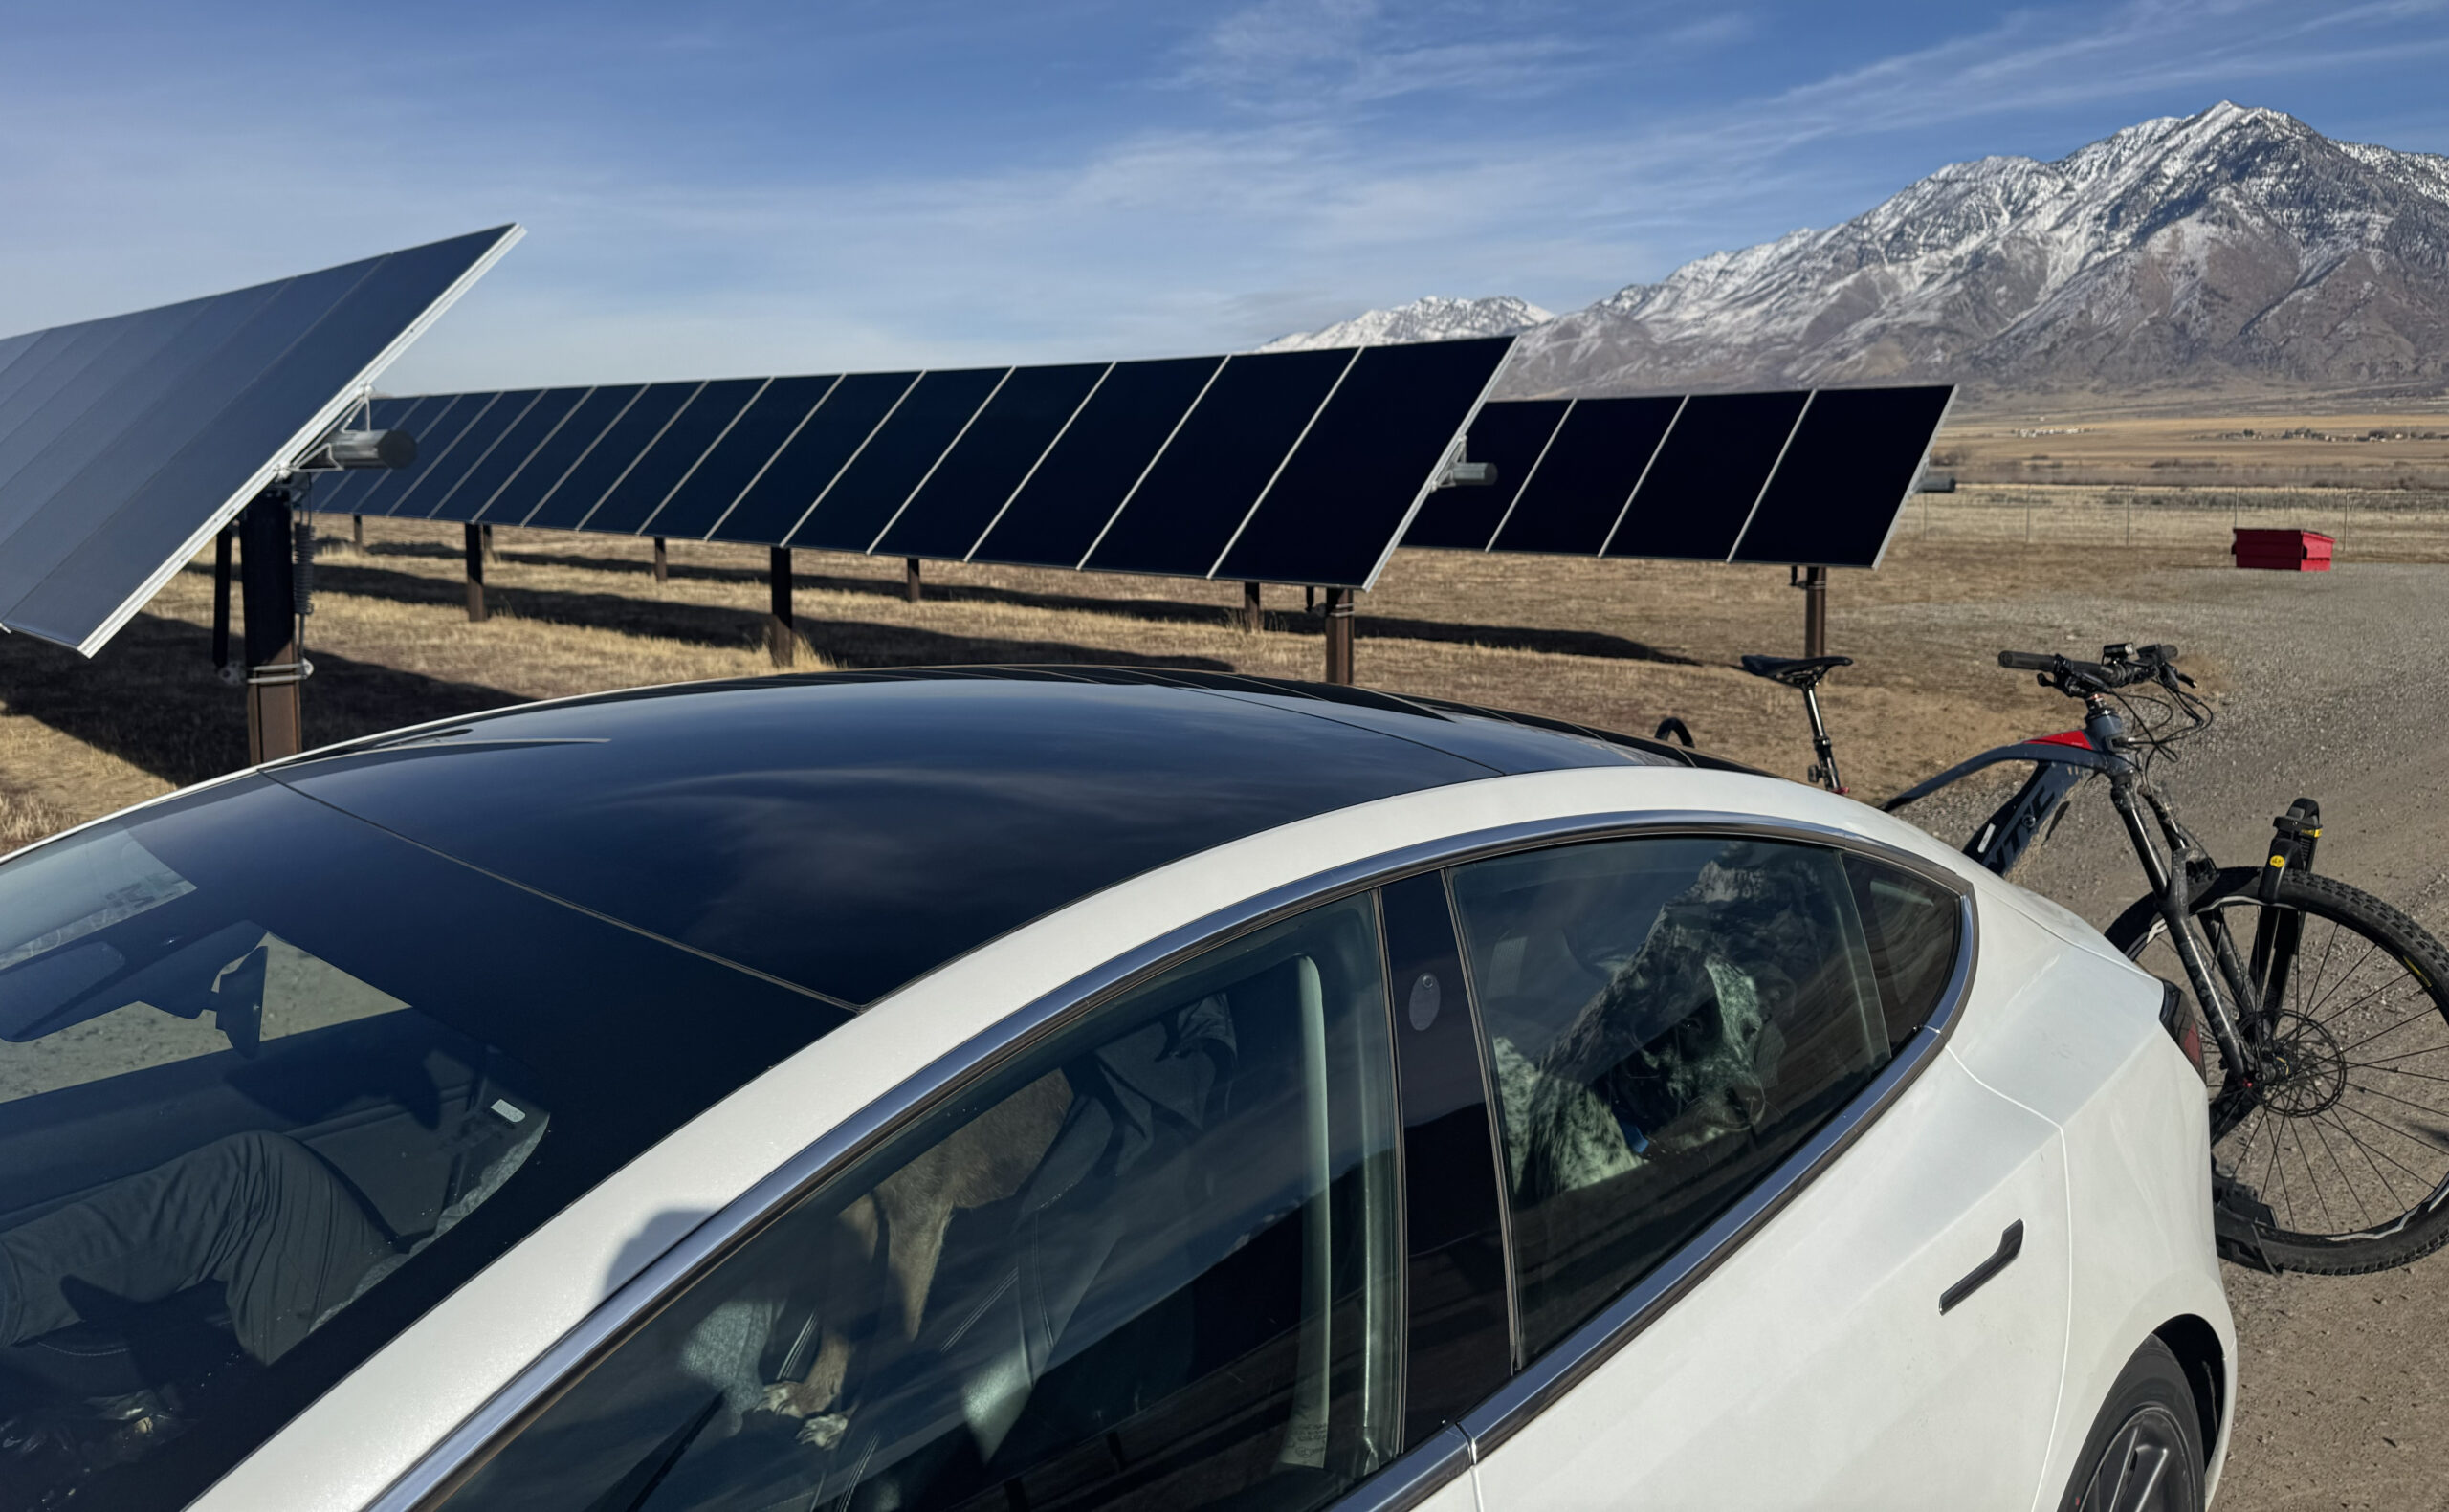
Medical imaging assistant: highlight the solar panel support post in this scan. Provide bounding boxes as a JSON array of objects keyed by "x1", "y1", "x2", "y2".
[
  {"x1": 352, "y1": 515, "x2": 364, "y2": 549},
  {"x1": 463, "y1": 523, "x2": 488, "y2": 623},
  {"x1": 238, "y1": 491, "x2": 307, "y2": 764},
  {"x1": 905, "y1": 557, "x2": 922, "y2": 603},
  {"x1": 211, "y1": 525, "x2": 236, "y2": 685},
  {"x1": 652, "y1": 537, "x2": 669, "y2": 585},
  {"x1": 1322, "y1": 588, "x2": 1355, "y2": 685},
  {"x1": 1242, "y1": 581, "x2": 1262, "y2": 633},
  {"x1": 769, "y1": 547, "x2": 796, "y2": 666},
  {"x1": 1797, "y1": 565, "x2": 1829, "y2": 657}
]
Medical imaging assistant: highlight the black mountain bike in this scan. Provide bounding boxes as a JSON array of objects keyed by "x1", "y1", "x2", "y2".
[{"x1": 1739, "y1": 645, "x2": 2449, "y2": 1274}]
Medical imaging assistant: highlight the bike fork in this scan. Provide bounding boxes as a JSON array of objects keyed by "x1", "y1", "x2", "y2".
[
  {"x1": 1800, "y1": 686, "x2": 1845, "y2": 795},
  {"x1": 2109, "y1": 778, "x2": 2256, "y2": 1085}
]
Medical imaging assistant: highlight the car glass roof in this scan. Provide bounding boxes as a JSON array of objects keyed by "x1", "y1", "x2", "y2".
[{"x1": 276, "y1": 676, "x2": 1548, "y2": 1005}]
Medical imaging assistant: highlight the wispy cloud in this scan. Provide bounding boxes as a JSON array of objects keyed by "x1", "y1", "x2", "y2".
[{"x1": 0, "y1": 0, "x2": 2438, "y2": 385}]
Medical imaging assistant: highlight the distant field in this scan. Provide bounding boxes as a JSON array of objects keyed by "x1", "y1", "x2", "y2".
[{"x1": 1936, "y1": 409, "x2": 2449, "y2": 491}]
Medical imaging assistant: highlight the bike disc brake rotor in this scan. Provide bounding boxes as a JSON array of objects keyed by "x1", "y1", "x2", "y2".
[{"x1": 2201, "y1": 898, "x2": 2449, "y2": 1248}]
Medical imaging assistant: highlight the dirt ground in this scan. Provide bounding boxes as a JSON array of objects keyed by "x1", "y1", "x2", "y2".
[{"x1": 2, "y1": 487, "x2": 2446, "y2": 1507}]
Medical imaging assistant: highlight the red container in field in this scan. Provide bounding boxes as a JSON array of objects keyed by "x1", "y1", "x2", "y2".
[{"x1": 2232, "y1": 528, "x2": 2334, "y2": 572}]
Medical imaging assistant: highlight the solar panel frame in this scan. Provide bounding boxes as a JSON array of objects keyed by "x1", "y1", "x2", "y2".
[
  {"x1": 488, "y1": 385, "x2": 643, "y2": 529},
  {"x1": 1485, "y1": 395, "x2": 1683, "y2": 558},
  {"x1": 873, "y1": 361, "x2": 1109, "y2": 562},
  {"x1": 453, "y1": 387, "x2": 587, "y2": 523},
  {"x1": 1600, "y1": 389, "x2": 1810, "y2": 561},
  {"x1": 0, "y1": 225, "x2": 521, "y2": 651},
  {"x1": 583, "y1": 378, "x2": 765, "y2": 535},
  {"x1": 404, "y1": 391, "x2": 541, "y2": 521},
  {"x1": 1214, "y1": 335, "x2": 1514, "y2": 589},
  {"x1": 635, "y1": 374, "x2": 833, "y2": 540},
  {"x1": 787, "y1": 367, "x2": 1008, "y2": 552},
  {"x1": 1082, "y1": 347, "x2": 1355, "y2": 581},
  {"x1": 709, "y1": 371, "x2": 912, "y2": 546},
  {"x1": 1728, "y1": 383, "x2": 1955, "y2": 569},
  {"x1": 969, "y1": 355, "x2": 1224, "y2": 570},
  {"x1": 1400, "y1": 397, "x2": 1568, "y2": 552}
]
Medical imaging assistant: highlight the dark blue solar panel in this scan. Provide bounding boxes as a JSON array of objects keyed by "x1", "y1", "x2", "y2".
[
  {"x1": 1604, "y1": 390, "x2": 1809, "y2": 560},
  {"x1": 1730, "y1": 385, "x2": 1953, "y2": 569},
  {"x1": 1402, "y1": 398, "x2": 1567, "y2": 551},
  {"x1": 872, "y1": 362, "x2": 1106, "y2": 561},
  {"x1": 789, "y1": 368, "x2": 1005, "y2": 551},
  {"x1": 400, "y1": 392, "x2": 536, "y2": 520},
  {"x1": 968, "y1": 356, "x2": 1220, "y2": 569},
  {"x1": 711, "y1": 371, "x2": 912, "y2": 545},
  {"x1": 1084, "y1": 348, "x2": 1352, "y2": 579},
  {"x1": 1217, "y1": 337, "x2": 1511, "y2": 587},
  {"x1": 0, "y1": 280, "x2": 292, "y2": 549},
  {"x1": 0, "y1": 225, "x2": 517, "y2": 650},
  {"x1": 353, "y1": 393, "x2": 489, "y2": 518},
  {"x1": 1490, "y1": 396, "x2": 1680, "y2": 556},
  {"x1": 0, "y1": 300, "x2": 209, "y2": 475},
  {"x1": 528, "y1": 385, "x2": 695, "y2": 531},
  {"x1": 585, "y1": 378, "x2": 763, "y2": 534},
  {"x1": 486, "y1": 386, "x2": 639, "y2": 527},
  {"x1": 458, "y1": 388, "x2": 585, "y2": 522},
  {"x1": 642, "y1": 375, "x2": 835, "y2": 540}
]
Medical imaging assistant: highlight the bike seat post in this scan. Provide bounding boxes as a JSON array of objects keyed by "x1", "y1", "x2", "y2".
[{"x1": 1801, "y1": 685, "x2": 1845, "y2": 795}]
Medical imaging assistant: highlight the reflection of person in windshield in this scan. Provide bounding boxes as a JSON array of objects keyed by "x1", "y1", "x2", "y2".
[
  {"x1": 0, "y1": 1131, "x2": 391, "y2": 1365},
  {"x1": 1, "y1": 1112, "x2": 545, "y2": 1369}
]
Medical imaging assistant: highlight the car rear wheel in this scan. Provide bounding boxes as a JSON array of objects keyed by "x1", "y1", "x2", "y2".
[{"x1": 2057, "y1": 1337, "x2": 2206, "y2": 1512}]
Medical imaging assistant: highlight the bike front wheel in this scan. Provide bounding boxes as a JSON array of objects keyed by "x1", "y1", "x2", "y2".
[{"x1": 2106, "y1": 867, "x2": 2449, "y2": 1274}]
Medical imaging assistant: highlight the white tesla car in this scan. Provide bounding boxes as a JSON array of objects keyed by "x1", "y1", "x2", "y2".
[{"x1": 0, "y1": 669, "x2": 2231, "y2": 1512}]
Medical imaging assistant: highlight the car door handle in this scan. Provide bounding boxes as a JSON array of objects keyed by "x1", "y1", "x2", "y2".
[{"x1": 1939, "y1": 1220, "x2": 2024, "y2": 1314}]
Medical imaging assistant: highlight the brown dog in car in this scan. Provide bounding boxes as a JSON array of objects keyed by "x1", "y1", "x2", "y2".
[{"x1": 761, "y1": 1069, "x2": 1073, "y2": 1445}]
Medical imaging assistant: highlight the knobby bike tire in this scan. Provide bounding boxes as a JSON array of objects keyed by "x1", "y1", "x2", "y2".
[{"x1": 2106, "y1": 868, "x2": 2449, "y2": 1274}]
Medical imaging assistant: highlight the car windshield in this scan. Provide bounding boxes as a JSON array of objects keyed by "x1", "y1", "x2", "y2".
[{"x1": 0, "y1": 777, "x2": 851, "y2": 1511}]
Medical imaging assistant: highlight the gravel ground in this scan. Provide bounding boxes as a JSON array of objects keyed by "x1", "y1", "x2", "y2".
[{"x1": 1852, "y1": 561, "x2": 2449, "y2": 1511}]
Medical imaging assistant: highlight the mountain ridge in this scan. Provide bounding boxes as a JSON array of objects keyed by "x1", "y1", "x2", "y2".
[{"x1": 1268, "y1": 104, "x2": 2449, "y2": 403}]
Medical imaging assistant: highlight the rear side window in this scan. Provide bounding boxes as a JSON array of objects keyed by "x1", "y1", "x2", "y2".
[
  {"x1": 1844, "y1": 856, "x2": 1962, "y2": 1049},
  {"x1": 1449, "y1": 836, "x2": 1925, "y2": 1359},
  {"x1": 442, "y1": 893, "x2": 1405, "y2": 1512}
]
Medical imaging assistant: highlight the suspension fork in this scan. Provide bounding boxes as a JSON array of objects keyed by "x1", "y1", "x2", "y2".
[
  {"x1": 2140, "y1": 783, "x2": 2262, "y2": 1031},
  {"x1": 2107, "y1": 774, "x2": 2257, "y2": 1085},
  {"x1": 1799, "y1": 685, "x2": 1845, "y2": 795},
  {"x1": 2245, "y1": 800, "x2": 2320, "y2": 1020}
]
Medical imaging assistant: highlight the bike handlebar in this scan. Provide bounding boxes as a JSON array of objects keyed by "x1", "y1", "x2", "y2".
[{"x1": 1997, "y1": 644, "x2": 2184, "y2": 694}]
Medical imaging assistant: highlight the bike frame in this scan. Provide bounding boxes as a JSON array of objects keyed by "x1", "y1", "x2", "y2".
[{"x1": 1882, "y1": 700, "x2": 2272, "y2": 1093}]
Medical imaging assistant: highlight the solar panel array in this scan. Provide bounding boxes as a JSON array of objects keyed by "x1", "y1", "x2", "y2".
[
  {"x1": 316, "y1": 336, "x2": 1515, "y2": 591},
  {"x1": 1405, "y1": 383, "x2": 1953, "y2": 570},
  {"x1": 0, "y1": 225, "x2": 520, "y2": 653}
]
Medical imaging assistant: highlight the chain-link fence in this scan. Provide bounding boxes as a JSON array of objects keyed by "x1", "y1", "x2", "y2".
[{"x1": 1902, "y1": 486, "x2": 2449, "y2": 562}]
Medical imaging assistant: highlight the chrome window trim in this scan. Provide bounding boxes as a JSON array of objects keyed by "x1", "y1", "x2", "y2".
[{"x1": 365, "y1": 808, "x2": 1975, "y2": 1512}]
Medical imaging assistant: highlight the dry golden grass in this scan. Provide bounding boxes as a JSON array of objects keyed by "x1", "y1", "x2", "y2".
[
  {"x1": 0, "y1": 485, "x2": 2398, "y2": 849},
  {"x1": 1937, "y1": 409, "x2": 2449, "y2": 491}
]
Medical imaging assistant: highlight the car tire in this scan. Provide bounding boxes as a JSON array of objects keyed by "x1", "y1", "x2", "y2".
[{"x1": 2055, "y1": 1337, "x2": 2206, "y2": 1512}]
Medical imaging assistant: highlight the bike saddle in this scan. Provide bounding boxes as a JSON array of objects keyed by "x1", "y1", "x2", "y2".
[{"x1": 1738, "y1": 653, "x2": 1852, "y2": 690}]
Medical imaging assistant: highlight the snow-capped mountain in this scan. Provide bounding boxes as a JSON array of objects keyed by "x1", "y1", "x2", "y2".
[
  {"x1": 1260, "y1": 296, "x2": 1554, "y2": 352},
  {"x1": 1281, "y1": 105, "x2": 2449, "y2": 400}
]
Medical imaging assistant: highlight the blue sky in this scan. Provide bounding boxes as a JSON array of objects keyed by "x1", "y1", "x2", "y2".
[{"x1": 0, "y1": 0, "x2": 2442, "y2": 388}]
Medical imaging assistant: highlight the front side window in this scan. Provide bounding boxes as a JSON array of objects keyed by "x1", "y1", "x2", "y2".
[
  {"x1": 1450, "y1": 836, "x2": 1951, "y2": 1358},
  {"x1": 0, "y1": 780, "x2": 849, "y2": 1512},
  {"x1": 446, "y1": 893, "x2": 1404, "y2": 1512}
]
